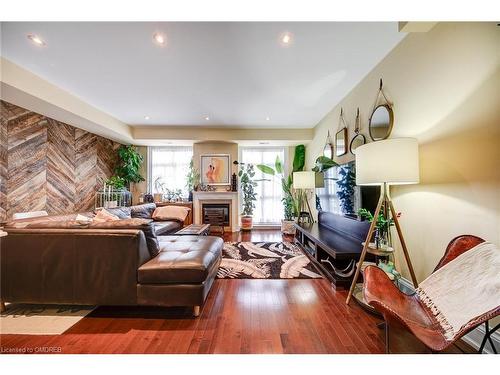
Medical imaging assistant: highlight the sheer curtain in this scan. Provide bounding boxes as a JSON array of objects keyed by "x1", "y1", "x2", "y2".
[
  {"x1": 240, "y1": 147, "x2": 286, "y2": 225},
  {"x1": 316, "y1": 166, "x2": 341, "y2": 214},
  {"x1": 148, "y1": 146, "x2": 193, "y2": 197}
]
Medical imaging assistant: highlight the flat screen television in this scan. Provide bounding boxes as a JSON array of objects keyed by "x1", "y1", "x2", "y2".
[{"x1": 316, "y1": 161, "x2": 379, "y2": 218}]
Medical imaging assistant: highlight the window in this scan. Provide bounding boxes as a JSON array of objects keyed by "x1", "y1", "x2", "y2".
[
  {"x1": 148, "y1": 146, "x2": 193, "y2": 197},
  {"x1": 240, "y1": 147, "x2": 286, "y2": 225},
  {"x1": 316, "y1": 166, "x2": 341, "y2": 214}
]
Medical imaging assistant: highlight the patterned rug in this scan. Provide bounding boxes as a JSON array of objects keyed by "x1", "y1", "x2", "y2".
[
  {"x1": 0, "y1": 304, "x2": 94, "y2": 335},
  {"x1": 217, "y1": 241, "x2": 323, "y2": 279}
]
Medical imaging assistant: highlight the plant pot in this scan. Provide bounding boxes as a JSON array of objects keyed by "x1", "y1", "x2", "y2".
[
  {"x1": 240, "y1": 215, "x2": 253, "y2": 231},
  {"x1": 281, "y1": 220, "x2": 296, "y2": 235}
]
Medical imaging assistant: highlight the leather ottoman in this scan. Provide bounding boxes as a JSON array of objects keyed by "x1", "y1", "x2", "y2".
[{"x1": 137, "y1": 235, "x2": 223, "y2": 316}]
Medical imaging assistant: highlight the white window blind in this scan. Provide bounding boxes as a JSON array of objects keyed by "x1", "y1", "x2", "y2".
[
  {"x1": 240, "y1": 147, "x2": 286, "y2": 225},
  {"x1": 148, "y1": 146, "x2": 193, "y2": 197}
]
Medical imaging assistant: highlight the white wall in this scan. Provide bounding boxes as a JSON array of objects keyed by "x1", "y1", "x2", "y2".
[{"x1": 306, "y1": 22, "x2": 500, "y2": 281}]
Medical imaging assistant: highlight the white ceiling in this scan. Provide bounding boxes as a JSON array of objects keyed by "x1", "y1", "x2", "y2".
[{"x1": 0, "y1": 22, "x2": 405, "y2": 128}]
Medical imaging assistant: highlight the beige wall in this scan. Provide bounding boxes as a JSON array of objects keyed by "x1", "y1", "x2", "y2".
[
  {"x1": 306, "y1": 22, "x2": 500, "y2": 281},
  {"x1": 193, "y1": 142, "x2": 239, "y2": 191}
]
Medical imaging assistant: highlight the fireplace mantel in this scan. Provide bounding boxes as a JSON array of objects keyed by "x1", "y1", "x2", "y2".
[{"x1": 192, "y1": 191, "x2": 239, "y2": 232}]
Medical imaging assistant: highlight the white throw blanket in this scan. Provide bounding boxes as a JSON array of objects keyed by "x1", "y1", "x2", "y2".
[{"x1": 416, "y1": 241, "x2": 500, "y2": 340}]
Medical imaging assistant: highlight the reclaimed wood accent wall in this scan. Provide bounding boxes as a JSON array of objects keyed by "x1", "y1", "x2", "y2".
[{"x1": 0, "y1": 101, "x2": 121, "y2": 221}]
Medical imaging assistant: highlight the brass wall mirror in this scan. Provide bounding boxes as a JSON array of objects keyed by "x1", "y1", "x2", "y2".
[
  {"x1": 335, "y1": 108, "x2": 348, "y2": 156},
  {"x1": 335, "y1": 128, "x2": 347, "y2": 156},
  {"x1": 350, "y1": 107, "x2": 366, "y2": 155},
  {"x1": 323, "y1": 131, "x2": 334, "y2": 159},
  {"x1": 369, "y1": 79, "x2": 394, "y2": 141}
]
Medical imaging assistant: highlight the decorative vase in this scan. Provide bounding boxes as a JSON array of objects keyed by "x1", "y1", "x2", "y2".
[
  {"x1": 240, "y1": 215, "x2": 253, "y2": 231},
  {"x1": 281, "y1": 220, "x2": 296, "y2": 235},
  {"x1": 153, "y1": 193, "x2": 163, "y2": 203},
  {"x1": 188, "y1": 191, "x2": 193, "y2": 202}
]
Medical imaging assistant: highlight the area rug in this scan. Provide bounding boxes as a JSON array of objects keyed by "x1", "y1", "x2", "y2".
[
  {"x1": 0, "y1": 304, "x2": 94, "y2": 335},
  {"x1": 217, "y1": 241, "x2": 323, "y2": 279}
]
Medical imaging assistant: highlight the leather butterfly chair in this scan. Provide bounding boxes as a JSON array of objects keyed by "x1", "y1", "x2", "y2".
[{"x1": 363, "y1": 235, "x2": 500, "y2": 353}]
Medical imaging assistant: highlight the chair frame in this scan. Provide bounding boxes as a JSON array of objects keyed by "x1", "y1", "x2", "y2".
[{"x1": 363, "y1": 235, "x2": 500, "y2": 353}]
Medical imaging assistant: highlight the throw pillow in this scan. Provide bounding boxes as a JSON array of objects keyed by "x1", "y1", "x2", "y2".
[
  {"x1": 93, "y1": 208, "x2": 120, "y2": 223},
  {"x1": 130, "y1": 203, "x2": 157, "y2": 219},
  {"x1": 152, "y1": 205, "x2": 190, "y2": 222},
  {"x1": 100, "y1": 206, "x2": 132, "y2": 219}
]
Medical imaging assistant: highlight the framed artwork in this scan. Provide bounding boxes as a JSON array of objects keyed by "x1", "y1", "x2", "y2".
[{"x1": 200, "y1": 154, "x2": 231, "y2": 185}]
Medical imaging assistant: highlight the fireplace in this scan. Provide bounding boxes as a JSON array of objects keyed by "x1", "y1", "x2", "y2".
[
  {"x1": 193, "y1": 191, "x2": 238, "y2": 232},
  {"x1": 202, "y1": 203, "x2": 230, "y2": 226}
]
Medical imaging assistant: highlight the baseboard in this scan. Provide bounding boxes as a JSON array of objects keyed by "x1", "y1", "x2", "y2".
[{"x1": 397, "y1": 277, "x2": 499, "y2": 353}]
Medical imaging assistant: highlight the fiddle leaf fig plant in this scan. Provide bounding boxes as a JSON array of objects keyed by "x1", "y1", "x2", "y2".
[
  {"x1": 115, "y1": 145, "x2": 145, "y2": 187},
  {"x1": 238, "y1": 163, "x2": 257, "y2": 216}
]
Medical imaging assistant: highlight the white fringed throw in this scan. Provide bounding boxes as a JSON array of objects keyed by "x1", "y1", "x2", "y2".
[{"x1": 416, "y1": 242, "x2": 500, "y2": 340}]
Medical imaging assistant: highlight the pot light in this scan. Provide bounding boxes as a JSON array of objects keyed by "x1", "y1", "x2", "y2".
[
  {"x1": 204, "y1": 116, "x2": 210, "y2": 121},
  {"x1": 266, "y1": 116, "x2": 270, "y2": 121},
  {"x1": 27, "y1": 34, "x2": 45, "y2": 46},
  {"x1": 153, "y1": 32, "x2": 167, "y2": 46},
  {"x1": 280, "y1": 32, "x2": 293, "y2": 46},
  {"x1": 144, "y1": 116, "x2": 150, "y2": 120}
]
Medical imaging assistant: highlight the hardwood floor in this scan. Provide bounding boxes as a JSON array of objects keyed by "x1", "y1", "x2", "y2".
[{"x1": 0, "y1": 230, "x2": 474, "y2": 354}]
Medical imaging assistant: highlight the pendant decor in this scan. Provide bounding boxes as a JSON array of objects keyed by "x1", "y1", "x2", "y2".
[
  {"x1": 335, "y1": 108, "x2": 348, "y2": 157},
  {"x1": 349, "y1": 107, "x2": 366, "y2": 155},
  {"x1": 368, "y1": 79, "x2": 394, "y2": 141}
]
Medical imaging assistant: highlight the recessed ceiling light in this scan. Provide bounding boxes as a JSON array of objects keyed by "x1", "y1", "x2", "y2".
[
  {"x1": 27, "y1": 34, "x2": 45, "y2": 46},
  {"x1": 259, "y1": 142, "x2": 270, "y2": 145},
  {"x1": 153, "y1": 32, "x2": 167, "y2": 46},
  {"x1": 280, "y1": 32, "x2": 293, "y2": 46},
  {"x1": 204, "y1": 116, "x2": 210, "y2": 121},
  {"x1": 144, "y1": 116, "x2": 150, "y2": 120},
  {"x1": 266, "y1": 116, "x2": 270, "y2": 121}
]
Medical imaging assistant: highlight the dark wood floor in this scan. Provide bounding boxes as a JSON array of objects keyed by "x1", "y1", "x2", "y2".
[{"x1": 0, "y1": 230, "x2": 474, "y2": 354}]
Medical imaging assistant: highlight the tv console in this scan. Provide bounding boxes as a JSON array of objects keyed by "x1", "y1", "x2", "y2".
[{"x1": 294, "y1": 211, "x2": 372, "y2": 288}]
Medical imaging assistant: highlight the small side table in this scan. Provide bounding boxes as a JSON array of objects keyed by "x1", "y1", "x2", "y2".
[{"x1": 175, "y1": 224, "x2": 210, "y2": 236}]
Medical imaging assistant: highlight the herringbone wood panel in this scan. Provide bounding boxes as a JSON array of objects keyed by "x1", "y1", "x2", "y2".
[{"x1": 0, "y1": 100, "x2": 121, "y2": 220}]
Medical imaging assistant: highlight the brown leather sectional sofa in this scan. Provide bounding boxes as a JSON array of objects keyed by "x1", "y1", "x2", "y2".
[{"x1": 0, "y1": 204, "x2": 223, "y2": 317}]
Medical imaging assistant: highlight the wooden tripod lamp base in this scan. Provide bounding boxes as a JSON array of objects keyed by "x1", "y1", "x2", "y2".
[{"x1": 345, "y1": 138, "x2": 421, "y2": 305}]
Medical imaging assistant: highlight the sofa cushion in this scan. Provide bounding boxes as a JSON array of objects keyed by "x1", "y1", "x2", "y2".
[
  {"x1": 130, "y1": 203, "x2": 157, "y2": 219},
  {"x1": 153, "y1": 221, "x2": 182, "y2": 236},
  {"x1": 93, "y1": 208, "x2": 120, "y2": 222},
  {"x1": 89, "y1": 218, "x2": 160, "y2": 257},
  {"x1": 102, "y1": 206, "x2": 132, "y2": 219},
  {"x1": 4, "y1": 213, "x2": 93, "y2": 228},
  {"x1": 152, "y1": 206, "x2": 190, "y2": 222},
  {"x1": 138, "y1": 235, "x2": 223, "y2": 284}
]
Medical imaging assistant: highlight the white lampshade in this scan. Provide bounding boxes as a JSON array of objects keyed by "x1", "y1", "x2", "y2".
[
  {"x1": 355, "y1": 138, "x2": 420, "y2": 186},
  {"x1": 293, "y1": 171, "x2": 316, "y2": 189}
]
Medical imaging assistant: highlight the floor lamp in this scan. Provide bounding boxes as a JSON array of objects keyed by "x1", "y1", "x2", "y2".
[
  {"x1": 293, "y1": 171, "x2": 316, "y2": 223},
  {"x1": 346, "y1": 138, "x2": 420, "y2": 305}
]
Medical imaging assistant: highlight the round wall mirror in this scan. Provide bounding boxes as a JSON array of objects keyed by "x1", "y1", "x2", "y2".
[
  {"x1": 369, "y1": 104, "x2": 393, "y2": 141},
  {"x1": 349, "y1": 134, "x2": 366, "y2": 155}
]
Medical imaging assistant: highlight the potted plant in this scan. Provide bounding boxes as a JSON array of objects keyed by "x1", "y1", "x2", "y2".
[
  {"x1": 255, "y1": 145, "x2": 310, "y2": 233},
  {"x1": 115, "y1": 145, "x2": 145, "y2": 188},
  {"x1": 358, "y1": 207, "x2": 401, "y2": 249},
  {"x1": 104, "y1": 176, "x2": 126, "y2": 208},
  {"x1": 185, "y1": 158, "x2": 200, "y2": 201},
  {"x1": 153, "y1": 176, "x2": 167, "y2": 202},
  {"x1": 256, "y1": 156, "x2": 298, "y2": 234},
  {"x1": 238, "y1": 163, "x2": 257, "y2": 231}
]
